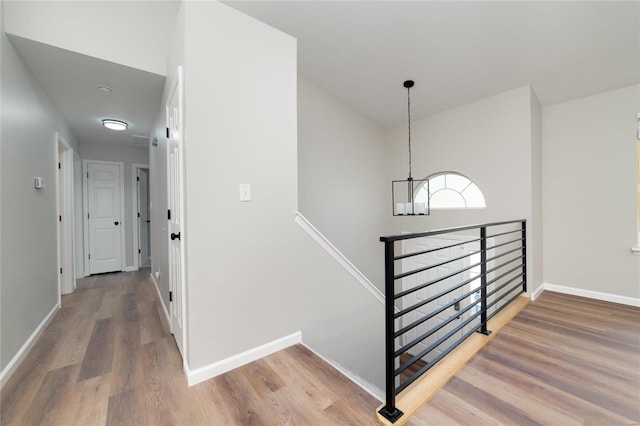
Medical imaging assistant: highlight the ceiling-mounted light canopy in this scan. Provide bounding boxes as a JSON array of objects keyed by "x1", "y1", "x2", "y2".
[
  {"x1": 102, "y1": 119, "x2": 128, "y2": 131},
  {"x1": 392, "y1": 80, "x2": 429, "y2": 216}
]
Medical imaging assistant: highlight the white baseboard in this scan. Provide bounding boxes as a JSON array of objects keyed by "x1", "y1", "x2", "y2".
[
  {"x1": 123, "y1": 266, "x2": 138, "y2": 272},
  {"x1": 540, "y1": 282, "x2": 640, "y2": 307},
  {"x1": 302, "y1": 343, "x2": 384, "y2": 402},
  {"x1": 185, "y1": 331, "x2": 302, "y2": 386},
  {"x1": 0, "y1": 302, "x2": 60, "y2": 389},
  {"x1": 530, "y1": 283, "x2": 545, "y2": 301},
  {"x1": 150, "y1": 273, "x2": 170, "y2": 326}
]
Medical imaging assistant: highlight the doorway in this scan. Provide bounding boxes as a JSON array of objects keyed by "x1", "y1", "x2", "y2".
[
  {"x1": 133, "y1": 164, "x2": 151, "y2": 269},
  {"x1": 56, "y1": 134, "x2": 75, "y2": 295}
]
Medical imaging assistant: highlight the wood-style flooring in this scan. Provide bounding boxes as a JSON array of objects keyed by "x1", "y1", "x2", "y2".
[
  {"x1": 2, "y1": 270, "x2": 638, "y2": 425},
  {"x1": 0, "y1": 270, "x2": 379, "y2": 425},
  {"x1": 408, "y1": 291, "x2": 640, "y2": 425}
]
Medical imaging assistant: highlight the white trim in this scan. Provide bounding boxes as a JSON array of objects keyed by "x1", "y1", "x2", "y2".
[
  {"x1": 131, "y1": 163, "x2": 149, "y2": 270},
  {"x1": 151, "y1": 272, "x2": 170, "y2": 325},
  {"x1": 123, "y1": 266, "x2": 138, "y2": 272},
  {"x1": 632, "y1": 247, "x2": 640, "y2": 255},
  {"x1": 294, "y1": 212, "x2": 385, "y2": 305},
  {"x1": 185, "y1": 332, "x2": 302, "y2": 386},
  {"x1": 83, "y1": 160, "x2": 126, "y2": 274},
  {"x1": 72, "y1": 151, "x2": 84, "y2": 282},
  {"x1": 530, "y1": 283, "x2": 545, "y2": 301},
  {"x1": 0, "y1": 302, "x2": 60, "y2": 389},
  {"x1": 55, "y1": 136, "x2": 62, "y2": 301},
  {"x1": 541, "y1": 282, "x2": 640, "y2": 307},
  {"x1": 301, "y1": 343, "x2": 384, "y2": 402}
]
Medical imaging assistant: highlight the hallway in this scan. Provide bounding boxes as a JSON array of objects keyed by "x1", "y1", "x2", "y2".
[{"x1": 0, "y1": 270, "x2": 380, "y2": 425}]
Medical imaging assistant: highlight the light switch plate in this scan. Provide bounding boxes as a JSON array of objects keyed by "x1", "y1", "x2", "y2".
[{"x1": 239, "y1": 184, "x2": 251, "y2": 201}]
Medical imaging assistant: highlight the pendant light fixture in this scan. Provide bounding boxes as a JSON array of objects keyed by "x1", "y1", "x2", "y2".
[{"x1": 392, "y1": 80, "x2": 429, "y2": 216}]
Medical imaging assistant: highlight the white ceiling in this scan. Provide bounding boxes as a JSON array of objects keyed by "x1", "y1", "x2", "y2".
[
  {"x1": 224, "y1": 1, "x2": 640, "y2": 128},
  {"x1": 9, "y1": 34, "x2": 165, "y2": 147},
  {"x1": 7, "y1": 0, "x2": 638, "y2": 147}
]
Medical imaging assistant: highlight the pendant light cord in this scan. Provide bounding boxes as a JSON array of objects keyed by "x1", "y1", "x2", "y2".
[{"x1": 407, "y1": 85, "x2": 412, "y2": 180}]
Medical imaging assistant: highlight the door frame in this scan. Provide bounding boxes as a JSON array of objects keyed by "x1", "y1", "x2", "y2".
[
  {"x1": 82, "y1": 159, "x2": 126, "y2": 274},
  {"x1": 55, "y1": 132, "x2": 75, "y2": 296},
  {"x1": 73, "y1": 151, "x2": 84, "y2": 279},
  {"x1": 132, "y1": 163, "x2": 150, "y2": 270}
]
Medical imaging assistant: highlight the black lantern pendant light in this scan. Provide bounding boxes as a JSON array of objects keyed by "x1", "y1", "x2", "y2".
[{"x1": 392, "y1": 80, "x2": 429, "y2": 216}]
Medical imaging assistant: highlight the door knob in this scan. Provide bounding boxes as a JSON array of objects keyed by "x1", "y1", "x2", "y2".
[
  {"x1": 114, "y1": 221, "x2": 119, "y2": 225},
  {"x1": 171, "y1": 232, "x2": 181, "y2": 241}
]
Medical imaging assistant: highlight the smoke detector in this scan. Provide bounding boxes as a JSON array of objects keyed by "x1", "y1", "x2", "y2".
[{"x1": 97, "y1": 85, "x2": 112, "y2": 96}]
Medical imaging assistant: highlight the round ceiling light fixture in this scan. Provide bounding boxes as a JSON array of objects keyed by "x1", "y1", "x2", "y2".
[{"x1": 102, "y1": 119, "x2": 128, "y2": 131}]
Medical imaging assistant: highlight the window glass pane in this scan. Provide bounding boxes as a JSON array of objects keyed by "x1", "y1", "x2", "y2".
[
  {"x1": 445, "y1": 173, "x2": 471, "y2": 192},
  {"x1": 431, "y1": 189, "x2": 466, "y2": 208},
  {"x1": 461, "y1": 183, "x2": 486, "y2": 207},
  {"x1": 428, "y1": 175, "x2": 445, "y2": 193},
  {"x1": 422, "y1": 171, "x2": 486, "y2": 209}
]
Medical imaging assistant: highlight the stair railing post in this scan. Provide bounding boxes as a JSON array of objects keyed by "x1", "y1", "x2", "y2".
[
  {"x1": 478, "y1": 226, "x2": 491, "y2": 335},
  {"x1": 378, "y1": 241, "x2": 403, "y2": 423}
]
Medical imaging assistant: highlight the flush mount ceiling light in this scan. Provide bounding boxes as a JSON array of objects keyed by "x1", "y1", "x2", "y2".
[
  {"x1": 392, "y1": 80, "x2": 429, "y2": 216},
  {"x1": 102, "y1": 119, "x2": 128, "y2": 131},
  {"x1": 97, "y1": 85, "x2": 112, "y2": 96}
]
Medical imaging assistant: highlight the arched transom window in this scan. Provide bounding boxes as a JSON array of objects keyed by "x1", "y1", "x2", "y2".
[{"x1": 415, "y1": 172, "x2": 486, "y2": 209}]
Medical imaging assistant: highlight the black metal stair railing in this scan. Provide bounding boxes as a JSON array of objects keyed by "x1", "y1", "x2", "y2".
[{"x1": 378, "y1": 220, "x2": 527, "y2": 423}]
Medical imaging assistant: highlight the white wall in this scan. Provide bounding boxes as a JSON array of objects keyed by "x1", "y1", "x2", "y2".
[
  {"x1": 178, "y1": 2, "x2": 384, "y2": 391},
  {"x1": 79, "y1": 142, "x2": 149, "y2": 271},
  {"x1": 1, "y1": 26, "x2": 79, "y2": 371},
  {"x1": 542, "y1": 85, "x2": 640, "y2": 299},
  {"x1": 298, "y1": 77, "x2": 388, "y2": 291},
  {"x1": 183, "y1": 0, "x2": 300, "y2": 368},
  {"x1": 385, "y1": 86, "x2": 541, "y2": 292},
  {"x1": 530, "y1": 88, "x2": 543, "y2": 294},
  {"x1": 3, "y1": 0, "x2": 180, "y2": 76}
]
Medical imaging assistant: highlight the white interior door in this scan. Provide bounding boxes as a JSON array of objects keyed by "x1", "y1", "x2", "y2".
[
  {"x1": 137, "y1": 168, "x2": 150, "y2": 267},
  {"x1": 167, "y1": 67, "x2": 185, "y2": 358},
  {"x1": 401, "y1": 236, "x2": 470, "y2": 363},
  {"x1": 87, "y1": 162, "x2": 123, "y2": 274}
]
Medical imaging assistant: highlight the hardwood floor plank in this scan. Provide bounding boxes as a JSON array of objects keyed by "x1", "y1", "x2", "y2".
[
  {"x1": 445, "y1": 376, "x2": 541, "y2": 426},
  {"x1": 0, "y1": 309, "x2": 73, "y2": 425},
  {"x1": 473, "y1": 351, "x2": 636, "y2": 424},
  {"x1": 78, "y1": 318, "x2": 116, "y2": 382},
  {"x1": 408, "y1": 389, "x2": 497, "y2": 426},
  {"x1": 456, "y1": 362, "x2": 582, "y2": 425},
  {"x1": 53, "y1": 373, "x2": 111, "y2": 426},
  {"x1": 21, "y1": 363, "x2": 79, "y2": 426},
  {"x1": 240, "y1": 358, "x2": 286, "y2": 397},
  {"x1": 116, "y1": 293, "x2": 139, "y2": 323},
  {"x1": 283, "y1": 345, "x2": 379, "y2": 417},
  {"x1": 110, "y1": 318, "x2": 143, "y2": 396},
  {"x1": 49, "y1": 310, "x2": 98, "y2": 370},
  {"x1": 263, "y1": 349, "x2": 338, "y2": 411},
  {"x1": 137, "y1": 301, "x2": 165, "y2": 344},
  {"x1": 106, "y1": 388, "x2": 148, "y2": 426},
  {"x1": 96, "y1": 288, "x2": 119, "y2": 320}
]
